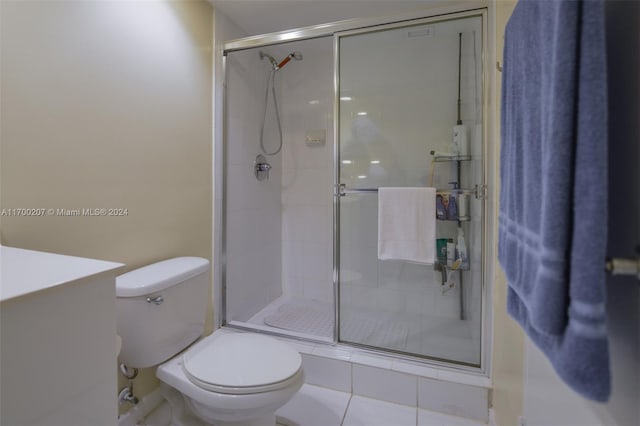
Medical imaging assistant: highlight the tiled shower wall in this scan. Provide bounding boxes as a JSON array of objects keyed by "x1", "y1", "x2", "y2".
[
  {"x1": 280, "y1": 37, "x2": 335, "y2": 303},
  {"x1": 225, "y1": 48, "x2": 283, "y2": 322}
]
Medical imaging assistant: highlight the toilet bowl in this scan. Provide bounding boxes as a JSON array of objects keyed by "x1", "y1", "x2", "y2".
[
  {"x1": 116, "y1": 258, "x2": 303, "y2": 426},
  {"x1": 158, "y1": 331, "x2": 303, "y2": 426}
]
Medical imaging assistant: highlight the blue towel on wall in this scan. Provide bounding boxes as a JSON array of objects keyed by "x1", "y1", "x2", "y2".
[{"x1": 499, "y1": 0, "x2": 610, "y2": 401}]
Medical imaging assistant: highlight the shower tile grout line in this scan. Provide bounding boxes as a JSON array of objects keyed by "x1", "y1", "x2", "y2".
[{"x1": 340, "y1": 393, "x2": 354, "y2": 426}]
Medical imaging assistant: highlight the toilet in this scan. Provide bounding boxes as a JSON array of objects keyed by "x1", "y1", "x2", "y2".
[{"x1": 116, "y1": 257, "x2": 303, "y2": 426}]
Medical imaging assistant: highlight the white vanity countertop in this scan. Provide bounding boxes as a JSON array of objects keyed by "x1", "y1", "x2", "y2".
[{"x1": 0, "y1": 245, "x2": 125, "y2": 302}]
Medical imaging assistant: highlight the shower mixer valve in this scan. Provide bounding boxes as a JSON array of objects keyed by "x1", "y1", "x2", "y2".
[{"x1": 254, "y1": 154, "x2": 271, "y2": 181}]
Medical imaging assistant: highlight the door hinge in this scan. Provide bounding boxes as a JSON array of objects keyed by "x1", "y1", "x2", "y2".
[{"x1": 475, "y1": 184, "x2": 488, "y2": 200}]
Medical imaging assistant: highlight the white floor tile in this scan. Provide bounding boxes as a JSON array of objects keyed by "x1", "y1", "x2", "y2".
[
  {"x1": 276, "y1": 384, "x2": 351, "y2": 426},
  {"x1": 342, "y1": 396, "x2": 416, "y2": 426},
  {"x1": 418, "y1": 409, "x2": 487, "y2": 426}
]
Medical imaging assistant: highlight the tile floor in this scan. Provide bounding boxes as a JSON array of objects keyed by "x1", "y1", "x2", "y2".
[{"x1": 143, "y1": 384, "x2": 487, "y2": 426}]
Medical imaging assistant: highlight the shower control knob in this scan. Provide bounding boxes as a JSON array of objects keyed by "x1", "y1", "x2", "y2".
[{"x1": 254, "y1": 154, "x2": 271, "y2": 181}]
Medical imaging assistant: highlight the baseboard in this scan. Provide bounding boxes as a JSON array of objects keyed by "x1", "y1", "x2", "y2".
[{"x1": 488, "y1": 408, "x2": 497, "y2": 426}]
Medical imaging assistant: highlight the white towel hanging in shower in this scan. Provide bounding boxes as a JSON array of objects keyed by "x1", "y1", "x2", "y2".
[{"x1": 377, "y1": 187, "x2": 436, "y2": 264}]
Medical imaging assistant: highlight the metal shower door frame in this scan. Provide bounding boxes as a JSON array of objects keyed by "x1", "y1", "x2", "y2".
[
  {"x1": 332, "y1": 9, "x2": 489, "y2": 369},
  {"x1": 216, "y1": 3, "x2": 492, "y2": 376}
]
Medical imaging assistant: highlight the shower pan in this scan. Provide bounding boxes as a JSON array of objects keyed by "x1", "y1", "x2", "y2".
[{"x1": 218, "y1": 8, "x2": 489, "y2": 370}]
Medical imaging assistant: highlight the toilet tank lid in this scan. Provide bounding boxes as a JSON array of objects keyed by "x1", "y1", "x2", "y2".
[{"x1": 116, "y1": 257, "x2": 209, "y2": 297}]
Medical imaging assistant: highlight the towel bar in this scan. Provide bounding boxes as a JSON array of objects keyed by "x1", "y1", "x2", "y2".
[
  {"x1": 338, "y1": 185, "x2": 482, "y2": 198},
  {"x1": 605, "y1": 257, "x2": 639, "y2": 279}
]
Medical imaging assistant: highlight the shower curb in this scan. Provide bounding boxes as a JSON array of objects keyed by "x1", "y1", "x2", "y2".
[{"x1": 223, "y1": 327, "x2": 491, "y2": 422}]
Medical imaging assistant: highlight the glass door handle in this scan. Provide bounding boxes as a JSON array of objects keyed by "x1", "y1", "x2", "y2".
[{"x1": 337, "y1": 184, "x2": 380, "y2": 196}]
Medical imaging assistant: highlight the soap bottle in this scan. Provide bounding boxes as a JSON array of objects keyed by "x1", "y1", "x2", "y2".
[
  {"x1": 456, "y1": 227, "x2": 469, "y2": 270},
  {"x1": 437, "y1": 238, "x2": 448, "y2": 266},
  {"x1": 458, "y1": 193, "x2": 469, "y2": 221},
  {"x1": 448, "y1": 182, "x2": 459, "y2": 220},
  {"x1": 446, "y1": 238, "x2": 456, "y2": 267},
  {"x1": 448, "y1": 193, "x2": 458, "y2": 220},
  {"x1": 453, "y1": 124, "x2": 469, "y2": 156}
]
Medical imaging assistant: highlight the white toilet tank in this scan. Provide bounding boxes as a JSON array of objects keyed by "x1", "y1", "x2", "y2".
[{"x1": 116, "y1": 257, "x2": 210, "y2": 368}]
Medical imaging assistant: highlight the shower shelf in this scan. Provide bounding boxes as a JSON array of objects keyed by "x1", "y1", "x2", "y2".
[
  {"x1": 437, "y1": 216, "x2": 471, "y2": 222},
  {"x1": 434, "y1": 262, "x2": 470, "y2": 272},
  {"x1": 432, "y1": 154, "x2": 472, "y2": 162},
  {"x1": 436, "y1": 188, "x2": 473, "y2": 222},
  {"x1": 436, "y1": 189, "x2": 475, "y2": 196}
]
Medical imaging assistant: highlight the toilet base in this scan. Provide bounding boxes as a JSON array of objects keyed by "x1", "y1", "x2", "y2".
[
  {"x1": 161, "y1": 384, "x2": 206, "y2": 426},
  {"x1": 161, "y1": 383, "x2": 282, "y2": 426},
  {"x1": 186, "y1": 395, "x2": 280, "y2": 426},
  {"x1": 212, "y1": 413, "x2": 275, "y2": 426}
]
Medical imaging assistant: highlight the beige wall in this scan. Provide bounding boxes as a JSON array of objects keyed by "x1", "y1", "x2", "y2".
[
  {"x1": 0, "y1": 0, "x2": 213, "y2": 411},
  {"x1": 1, "y1": 0, "x2": 529, "y2": 421},
  {"x1": 490, "y1": 1, "x2": 524, "y2": 426}
]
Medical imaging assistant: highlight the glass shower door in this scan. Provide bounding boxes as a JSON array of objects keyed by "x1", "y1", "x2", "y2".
[{"x1": 337, "y1": 14, "x2": 484, "y2": 365}]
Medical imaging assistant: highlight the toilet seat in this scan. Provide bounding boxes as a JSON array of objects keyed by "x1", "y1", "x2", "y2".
[{"x1": 182, "y1": 333, "x2": 302, "y2": 395}]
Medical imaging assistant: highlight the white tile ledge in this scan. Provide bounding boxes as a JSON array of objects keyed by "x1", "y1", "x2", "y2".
[
  {"x1": 221, "y1": 327, "x2": 491, "y2": 388},
  {"x1": 309, "y1": 342, "x2": 490, "y2": 389}
]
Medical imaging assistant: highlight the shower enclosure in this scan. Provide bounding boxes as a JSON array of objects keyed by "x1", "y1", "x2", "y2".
[{"x1": 218, "y1": 8, "x2": 488, "y2": 369}]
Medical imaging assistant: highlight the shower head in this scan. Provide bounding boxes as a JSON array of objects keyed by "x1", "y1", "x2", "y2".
[
  {"x1": 259, "y1": 51, "x2": 278, "y2": 69},
  {"x1": 276, "y1": 51, "x2": 303, "y2": 70}
]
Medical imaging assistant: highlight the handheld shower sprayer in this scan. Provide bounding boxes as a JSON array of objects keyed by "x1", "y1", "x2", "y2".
[
  {"x1": 276, "y1": 51, "x2": 303, "y2": 70},
  {"x1": 261, "y1": 50, "x2": 303, "y2": 71}
]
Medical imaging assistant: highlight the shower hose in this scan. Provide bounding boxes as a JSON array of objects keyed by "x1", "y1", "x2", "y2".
[{"x1": 260, "y1": 69, "x2": 283, "y2": 156}]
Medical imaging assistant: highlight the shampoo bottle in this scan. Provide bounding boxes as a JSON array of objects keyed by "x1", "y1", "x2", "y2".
[
  {"x1": 453, "y1": 124, "x2": 469, "y2": 156},
  {"x1": 456, "y1": 227, "x2": 469, "y2": 270},
  {"x1": 437, "y1": 238, "x2": 448, "y2": 266},
  {"x1": 448, "y1": 193, "x2": 458, "y2": 220},
  {"x1": 446, "y1": 239, "x2": 456, "y2": 267},
  {"x1": 447, "y1": 182, "x2": 459, "y2": 220},
  {"x1": 436, "y1": 194, "x2": 447, "y2": 220}
]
